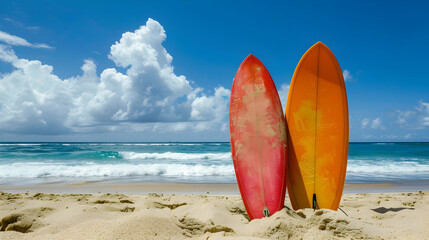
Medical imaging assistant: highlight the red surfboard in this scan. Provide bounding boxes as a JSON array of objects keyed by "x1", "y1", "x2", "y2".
[{"x1": 229, "y1": 54, "x2": 287, "y2": 220}]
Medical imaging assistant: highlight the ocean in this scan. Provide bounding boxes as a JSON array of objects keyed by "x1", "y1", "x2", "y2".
[{"x1": 0, "y1": 142, "x2": 428, "y2": 187}]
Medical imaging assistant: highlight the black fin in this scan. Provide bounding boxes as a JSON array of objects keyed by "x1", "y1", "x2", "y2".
[
  {"x1": 312, "y1": 193, "x2": 317, "y2": 211},
  {"x1": 263, "y1": 207, "x2": 270, "y2": 217}
]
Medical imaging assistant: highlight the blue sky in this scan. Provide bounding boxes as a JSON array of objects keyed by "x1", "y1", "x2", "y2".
[{"x1": 0, "y1": 1, "x2": 428, "y2": 142}]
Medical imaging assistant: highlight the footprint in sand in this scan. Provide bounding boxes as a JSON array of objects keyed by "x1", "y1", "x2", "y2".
[
  {"x1": 318, "y1": 218, "x2": 333, "y2": 230},
  {"x1": 0, "y1": 213, "x2": 33, "y2": 233},
  {"x1": 92, "y1": 199, "x2": 115, "y2": 204},
  {"x1": 295, "y1": 211, "x2": 306, "y2": 219},
  {"x1": 176, "y1": 217, "x2": 234, "y2": 237},
  {"x1": 120, "y1": 206, "x2": 135, "y2": 212},
  {"x1": 318, "y1": 217, "x2": 350, "y2": 233},
  {"x1": 315, "y1": 210, "x2": 324, "y2": 216},
  {"x1": 0, "y1": 206, "x2": 55, "y2": 233},
  {"x1": 119, "y1": 199, "x2": 134, "y2": 204},
  {"x1": 226, "y1": 206, "x2": 250, "y2": 221},
  {"x1": 150, "y1": 201, "x2": 187, "y2": 210}
]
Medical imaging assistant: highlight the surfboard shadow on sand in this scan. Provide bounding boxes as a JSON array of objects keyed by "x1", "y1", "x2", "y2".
[
  {"x1": 285, "y1": 120, "x2": 315, "y2": 209},
  {"x1": 370, "y1": 207, "x2": 415, "y2": 214}
]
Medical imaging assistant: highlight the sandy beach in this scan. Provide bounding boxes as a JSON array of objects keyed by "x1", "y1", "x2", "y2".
[{"x1": 0, "y1": 184, "x2": 428, "y2": 240}]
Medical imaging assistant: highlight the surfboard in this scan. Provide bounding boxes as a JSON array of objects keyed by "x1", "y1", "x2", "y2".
[
  {"x1": 229, "y1": 54, "x2": 287, "y2": 220},
  {"x1": 285, "y1": 42, "x2": 349, "y2": 211}
]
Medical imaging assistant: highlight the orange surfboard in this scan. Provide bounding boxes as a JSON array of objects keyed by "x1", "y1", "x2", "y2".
[
  {"x1": 229, "y1": 54, "x2": 287, "y2": 219},
  {"x1": 285, "y1": 42, "x2": 349, "y2": 210}
]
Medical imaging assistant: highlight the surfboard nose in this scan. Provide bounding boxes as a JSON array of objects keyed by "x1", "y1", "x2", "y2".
[{"x1": 244, "y1": 54, "x2": 257, "y2": 62}]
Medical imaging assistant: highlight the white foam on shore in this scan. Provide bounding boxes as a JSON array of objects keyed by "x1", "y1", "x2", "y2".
[
  {"x1": 120, "y1": 151, "x2": 232, "y2": 161},
  {"x1": 121, "y1": 143, "x2": 205, "y2": 146},
  {"x1": 0, "y1": 143, "x2": 43, "y2": 146},
  {"x1": 347, "y1": 160, "x2": 429, "y2": 174},
  {"x1": 1, "y1": 160, "x2": 428, "y2": 180},
  {"x1": 0, "y1": 162, "x2": 234, "y2": 178}
]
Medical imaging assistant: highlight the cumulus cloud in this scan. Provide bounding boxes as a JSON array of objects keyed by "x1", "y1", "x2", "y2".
[
  {"x1": 0, "y1": 30, "x2": 52, "y2": 49},
  {"x1": 191, "y1": 87, "x2": 230, "y2": 122},
  {"x1": 0, "y1": 19, "x2": 230, "y2": 135},
  {"x1": 0, "y1": 46, "x2": 70, "y2": 134}
]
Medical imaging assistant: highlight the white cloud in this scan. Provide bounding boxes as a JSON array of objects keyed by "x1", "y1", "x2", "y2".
[
  {"x1": 0, "y1": 46, "x2": 70, "y2": 134},
  {"x1": 4, "y1": 18, "x2": 40, "y2": 31},
  {"x1": 191, "y1": 87, "x2": 230, "y2": 122},
  {"x1": 404, "y1": 133, "x2": 413, "y2": 139},
  {"x1": 416, "y1": 101, "x2": 429, "y2": 126},
  {"x1": 343, "y1": 70, "x2": 352, "y2": 82},
  {"x1": 0, "y1": 44, "x2": 18, "y2": 62},
  {"x1": 0, "y1": 19, "x2": 230, "y2": 136},
  {"x1": 361, "y1": 117, "x2": 384, "y2": 130},
  {"x1": 394, "y1": 100, "x2": 429, "y2": 129},
  {"x1": 0, "y1": 30, "x2": 53, "y2": 49},
  {"x1": 277, "y1": 83, "x2": 289, "y2": 111},
  {"x1": 361, "y1": 118, "x2": 370, "y2": 128},
  {"x1": 371, "y1": 118, "x2": 383, "y2": 129},
  {"x1": 395, "y1": 109, "x2": 415, "y2": 124}
]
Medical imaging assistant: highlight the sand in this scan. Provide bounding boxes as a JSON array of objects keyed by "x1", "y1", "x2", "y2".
[{"x1": 0, "y1": 187, "x2": 428, "y2": 240}]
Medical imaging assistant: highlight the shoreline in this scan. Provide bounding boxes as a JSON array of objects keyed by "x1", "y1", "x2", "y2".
[{"x1": 1, "y1": 181, "x2": 429, "y2": 195}]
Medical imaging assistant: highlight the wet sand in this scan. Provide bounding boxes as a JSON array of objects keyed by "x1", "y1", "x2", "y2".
[{"x1": 2, "y1": 179, "x2": 429, "y2": 195}]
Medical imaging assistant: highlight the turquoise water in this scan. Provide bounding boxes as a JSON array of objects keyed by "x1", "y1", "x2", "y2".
[
  {"x1": 346, "y1": 142, "x2": 429, "y2": 183},
  {"x1": 0, "y1": 142, "x2": 428, "y2": 186}
]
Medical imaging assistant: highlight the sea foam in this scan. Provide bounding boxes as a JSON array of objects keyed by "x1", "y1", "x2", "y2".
[
  {"x1": 0, "y1": 162, "x2": 234, "y2": 178},
  {"x1": 120, "y1": 151, "x2": 232, "y2": 161},
  {"x1": 347, "y1": 160, "x2": 429, "y2": 174}
]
